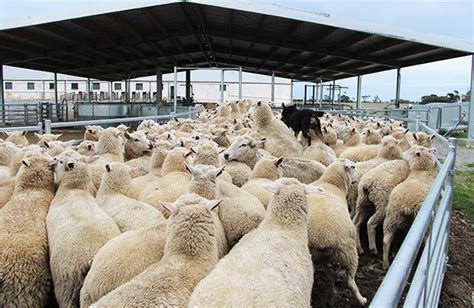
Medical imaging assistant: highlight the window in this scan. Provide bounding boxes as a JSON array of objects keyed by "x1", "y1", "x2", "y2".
[
  {"x1": 136, "y1": 83, "x2": 143, "y2": 91},
  {"x1": 71, "y1": 83, "x2": 79, "y2": 90},
  {"x1": 27, "y1": 82, "x2": 35, "y2": 90},
  {"x1": 114, "y1": 83, "x2": 122, "y2": 90},
  {"x1": 170, "y1": 85, "x2": 175, "y2": 99},
  {"x1": 49, "y1": 83, "x2": 55, "y2": 90},
  {"x1": 5, "y1": 82, "x2": 12, "y2": 90},
  {"x1": 92, "y1": 82, "x2": 100, "y2": 90},
  {"x1": 219, "y1": 84, "x2": 227, "y2": 91}
]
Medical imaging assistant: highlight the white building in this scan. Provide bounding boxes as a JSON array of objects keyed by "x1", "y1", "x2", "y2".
[{"x1": 3, "y1": 78, "x2": 292, "y2": 104}]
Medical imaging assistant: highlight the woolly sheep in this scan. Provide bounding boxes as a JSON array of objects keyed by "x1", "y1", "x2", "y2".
[
  {"x1": 2, "y1": 130, "x2": 29, "y2": 147},
  {"x1": 46, "y1": 159, "x2": 120, "y2": 307},
  {"x1": 390, "y1": 128, "x2": 411, "y2": 151},
  {"x1": 302, "y1": 136, "x2": 337, "y2": 166},
  {"x1": 277, "y1": 157, "x2": 326, "y2": 184},
  {"x1": 35, "y1": 132, "x2": 63, "y2": 147},
  {"x1": 92, "y1": 194, "x2": 222, "y2": 307},
  {"x1": 190, "y1": 178, "x2": 321, "y2": 307},
  {"x1": 382, "y1": 146, "x2": 438, "y2": 269},
  {"x1": 307, "y1": 159, "x2": 367, "y2": 305},
  {"x1": 241, "y1": 150, "x2": 280, "y2": 208},
  {"x1": 361, "y1": 128, "x2": 382, "y2": 145},
  {"x1": 0, "y1": 142, "x2": 20, "y2": 180},
  {"x1": 96, "y1": 162, "x2": 166, "y2": 232},
  {"x1": 74, "y1": 140, "x2": 97, "y2": 156},
  {"x1": 0, "y1": 153, "x2": 55, "y2": 307},
  {"x1": 123, "y1": 130, "x2": 153, "y2": 160},
  {"x1": 412, "y1": 131, "x2": 435, "y2": 147},
  {"x1": 354, "y1": 135, "x2": 404, "y2": 176},
  {"x1": 223, "y1": 135, "x2": 266, "y2": 186},
  {"x1": 84, "y1": 125, "x2": 104, "y2": 141},
  {"x1": 250, "y1": 101, "x2": 303, "y2": 157}
]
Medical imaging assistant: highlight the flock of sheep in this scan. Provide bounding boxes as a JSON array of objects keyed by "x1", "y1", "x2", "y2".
[{"x1": 0, "y1": 99, "x2": 438, "y2": 307}]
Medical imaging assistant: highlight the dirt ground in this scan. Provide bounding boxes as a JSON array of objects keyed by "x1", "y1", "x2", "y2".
[{"x1": 26, "y1": 130, "x2": 472, "y2": 307}]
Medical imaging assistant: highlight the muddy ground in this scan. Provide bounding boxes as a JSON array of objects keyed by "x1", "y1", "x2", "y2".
[{"x1": 25, "y1": 130, "x2": 473, "y2": 307}]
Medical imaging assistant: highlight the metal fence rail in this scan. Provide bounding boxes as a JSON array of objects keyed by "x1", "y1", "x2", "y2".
[
  {"x1": 0, "y1": 122, "x2": 43, "y2": 133},
  {"x1": 44, "y1": 108, "x2": 199, "y2": 134}
]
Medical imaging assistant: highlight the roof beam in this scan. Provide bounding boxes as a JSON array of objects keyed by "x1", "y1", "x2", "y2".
[
  {"x1": 191, "y1": 3, "x2": 217, "y2": 65},
  {"x1": 286, "y1": 27, "x2": 339, "y2": 63},
  {"x1": 244, "y1": 14, "x2": 267, "y2": 66}
]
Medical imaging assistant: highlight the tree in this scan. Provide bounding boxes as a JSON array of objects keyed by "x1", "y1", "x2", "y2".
[{"x1": 340, "y1": 94, "x2": 350, "y2": 102}]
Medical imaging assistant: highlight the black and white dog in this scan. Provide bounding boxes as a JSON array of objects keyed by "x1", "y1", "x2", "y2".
[{"x1": 281, "y1": 104, "x2": 324, "y2": 146}]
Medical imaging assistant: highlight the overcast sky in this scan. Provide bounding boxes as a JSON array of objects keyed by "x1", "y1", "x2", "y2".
[{"x1": 1, "y1": 0, "x2": 473, "y2": 101}]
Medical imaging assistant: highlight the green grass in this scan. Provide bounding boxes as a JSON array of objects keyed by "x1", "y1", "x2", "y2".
[
  {"x1": 465, "y1": 162, "x2": 474, "y2": 168},
  {"x1": 453, "y1": 170, "x2": 474, "y2": 227},
  {"x1": 446, "y1": 130, "x2": 468, "y2": 139}
]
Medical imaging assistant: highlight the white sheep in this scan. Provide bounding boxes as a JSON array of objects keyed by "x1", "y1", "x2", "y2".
[
  {"x1": 96, "y1": 162, "x2": 166, "y2": 232},
  {"x1": 382, "y1": 146, "x2": 438, "y2": 269},
  {"x1": 0, "y1": 152, "x2": 55, "y2": 307},
  {"x1": 46, "y1": 159, "x2": 120, "y2": 307},
  {"x1": 251, "y1": 101, "x2": 303, "y2": 157},
  {"x1": 2, "y1": 130, "x2": 29, "y2": 147},
  {"x1": 307, "y1": 159, "x2": 367, "y2": 305},
  {"x1": 190, "y1": 178, "x2": 321, "y2": 307},
  {"x1": 92, "y1": 194, "x2": 222, "y2": 307}
]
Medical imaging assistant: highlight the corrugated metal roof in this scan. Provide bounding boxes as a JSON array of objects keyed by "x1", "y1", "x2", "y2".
[{"x1": 1, "y1": 0, "x2": 472, "y2": 81}]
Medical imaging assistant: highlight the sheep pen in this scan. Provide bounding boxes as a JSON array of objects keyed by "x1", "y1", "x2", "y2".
[{"x1": 1, "y1": 101, "x2": 471, "y2": 307}]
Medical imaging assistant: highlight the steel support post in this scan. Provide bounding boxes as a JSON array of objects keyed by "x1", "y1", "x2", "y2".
[
  {"x1": 315, "y1": 81, "x2": 319, "y2": 107},
  {"x1": 304, "y1": 85, "x2": 307, "y2": 105},
  {"x1": 220, "y1": 69, "x2": 225, "y2": 104},
  {"x1": 332, "y1": 80, "x2": 336, "y2": 105},
  {"x1": 238, "y1": 66, "x2": 243, "y2": 100},
  {"x1": 173, "y1": 66, "x2": 178, "y2": 112},
  {"x1": 54, "y1": 72, "x2": 58, "y2": 105},
  {"x1": 312, "y1": 84, "x2": 315, "y2": 105},
  {"x1": 271, "y1": 71, "x2": 275, "y2": 103},
  {"x1": 108, "y1": 81, "x2": 112, "y2": 101},
  {"x1": 156, "y1": 65, "x2": 162, "y2": 104},
  {"x1": 468, "y1": 55, "x2": 474, "y2": 139},
  {"x1": 290, "y1": 79, "x2": 293, "y2": 104},
  {"x1": 320, "y1": 82, "x2": 323, "y2": 107},
  {"x1": 356, "y1": 75, "x2": 362, "y2": 110},
  {"x1": 185, "y1": 69, "x2": 191, "y2": 105},
  {"x1": 87, "y1": 77, "x2": 91, "y2": 103},
  {"x1": 0, "y1": 65, "x2": 5, "y2": 124},
  {"x1": 395, "y1": 67, "x2": 402, "y2": 108}
]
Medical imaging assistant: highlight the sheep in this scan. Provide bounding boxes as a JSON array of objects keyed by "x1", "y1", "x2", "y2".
[
  {"x1": 138, "y1": 147, "x2": 192, "y2": 216},
  {"x1": 80, "y1": 222, "x2": 166, "y2": 307},
  {"x1": 2, "y1": 130, "x2": 29, "y2": 147},
  {"x1": 74, "y1": 140, "x2": 97, "y2": 156},
  {"x1": 331, "y1": 126, "x2": 362, "y2": 157},
  {"x1": 0, "y1": 153, "x2": 55, "y2": 307},
  {"x1": 217, "y1": 176, "x2": 266, "y2": 248},
  {"x1": 241, "y1": 150, "x2": 280, "y2": 208},
  {"x1": 123, "y1": 130, "x2": 153, "y2": 160},
  {"x1": 96, "y1": 162, "x2": 166, "y2": 232},
  {"x1": 189, "y1": 178, "x2": 320, "y2": 307},
  {"x1": 302, "y1": 135, "x2": 337, "y2": 166},
  {"x1": 128, "y1": 146, "x2": 168, "y2": 200},
  {"x1": 277, "y1": 157, "x2": 326, "y2": 184},
  {"x1": 223, "y1": 160, "x2": 252, "y2": 187},
  {"x1": 223, "y1": 135, "x2": 266, "y2": 172},
  {"x1": 352, "y1": 159, "x2": 410, "y2": 255},
  {"x1": 185, "y1": 163, "x2": 229, "y2": 257},
  {"x1": 251, "y1": 101, "x2": 303, "y2": 157},
  {"x1": 46, "y1": 159, "x2": 120, "y2": 307},
  {"x1": 84, "y1": 125, "x2": 104, "y2": 141},
  {"x1": 35, "y1": 132, "x2": 63, "y2": 146},
  {"x1": 355, "y1": 135, "x2": 404, "y2": 176},
  {"x1": 390, "y1": 127, "x2": 411, "y2": 151},
  {"x1": 92, "y1": 194, "x2": 222, "y2": 307},
  {"x1": 189, "y1": 140, "x2": 233, "y2": 183},
  {"x1": 412, "y1": 131, "x2": 435, "y2": 147},
  {"x1": 307, "y1": 159, "x2": 367, "y2": 305},
  {"x1": 361, "y1": 128, "x2": 382, "y2": 145},
  {"x1": 382, "y1": 146, "x2": 438, "y2": 269},
  {"x1": 0, "y1": 142, "x2": 20, "y2": 180}
]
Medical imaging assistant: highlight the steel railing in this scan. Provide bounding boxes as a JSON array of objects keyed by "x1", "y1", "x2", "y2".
[
  {"x1": 0, "y1": 122, "x2": 43, "y2": 133},
  {"x1": 44, "y1": 107, "x2": 199, "y2": 134}
]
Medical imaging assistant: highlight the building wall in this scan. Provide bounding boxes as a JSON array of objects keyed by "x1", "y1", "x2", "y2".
[{"x1": 3, "y1": 79, "x2": 292, "y2": 104}]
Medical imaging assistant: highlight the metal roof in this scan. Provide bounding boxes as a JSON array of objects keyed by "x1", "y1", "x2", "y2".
[{"x1": 1, "y1": 0, "x2": 473, "y2": 82}]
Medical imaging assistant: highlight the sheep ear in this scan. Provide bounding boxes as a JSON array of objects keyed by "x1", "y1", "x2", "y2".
[
  {"x1": 55, "y1": 134, "x2": 62, "y2": 140},
  {"x1": 205, "y1": 199, "x2": 223, "y2": 212},
  {"x1": 184, "y1": 163, "x2": 194, "y2": 174},
  {"x1": 114, "y1": 131, "x2": 122, "y2": 137},
  {"x1": 22, "y1": 159, "x2": 31, "y2": 167},
  {"x1": 44, "y1": 141, "x2": 51, "y2": 149},
  {"x1": 405, "y1": 128, "x2": 410, "y2": 134},
  {"x1": 323, "y1": 126, "x2": 328, "y2": 133},
  {"x1": 304, "y1": 185, "x2": 325, "y2": 195},
  {"x1": 259, "y1": 137, "x2": 266, "y2": 144},
  {"x1": 217, "y1": 148, "x2": 226, "y2": 154},
  {"x1": 124, "y1": 132, "x2": 131, "y2": 140},
  {"x1": 430, "y1": 134, "x2": 435, "y2": 140},
  {"x1": 184, "y1": 150, "x2": 193, "y2": 158},
  {"x1": 48, "y1": 158, "x2": 58, "y2": 168},
  {"x1": 263, "y1": 183, "x2": 280, "y2": 194},
  {"x1": 105, "y1": 164, "x2": 111, "y2": 172},
  {"x1": 412, "y1": 133, "x2": 418, "y2": 140},
  {"x1": 22, "y1": 130, "x2": 27, "y2": 136},
  {"x1": 34, "y1": 132, "x2": 42, "y2": 138},
  {"x1": 351, "y1": 128, "x2": 356, "y2": 133},
  {"x1": 274, "y1": 157, "x2": 284, "y2": 166},
  {"x1": 190, "y1": 147, "x2": 197, "y2": 154},
  {"x1": 87, "y1": 144, "x2": 93, "y2": 151},
  {"x1": 160, "y1": 201, "x2": 178, "y2": 215},
  {"x1": 214, "y1": 166, "x2": 225, "y2": 177},
  {"x1": 66, "y1": 161, "x2": 75, "y2": 171}
]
